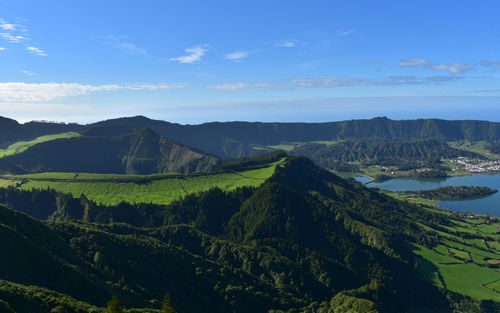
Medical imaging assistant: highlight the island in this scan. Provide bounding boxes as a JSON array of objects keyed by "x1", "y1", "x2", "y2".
[{"x1": 402, "y1": 186, "x2": 498, "y2": 201}]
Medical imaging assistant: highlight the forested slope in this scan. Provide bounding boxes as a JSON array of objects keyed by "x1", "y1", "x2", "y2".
[
  {"x1": 0, "y1": 128, "x2": 219, "y2": 175},
  {"x1": 0, "y1": 157, "x2": 493, "y2": 312}
]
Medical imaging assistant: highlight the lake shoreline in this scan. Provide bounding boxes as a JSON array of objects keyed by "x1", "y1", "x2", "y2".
[{"x1": 354, "y1": 173, "x2": 500, "y2": 217}]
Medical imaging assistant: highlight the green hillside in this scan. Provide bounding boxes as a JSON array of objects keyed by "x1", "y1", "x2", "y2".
[
  {"x1": 4, "y1": 115, "x2": 500, "y2": 159},
  {"x1": 290, "y1": 139, "x2": 482, "y2": 168},
  {"x1": 0, "y1": 132, "x2": 80, "y2": 158},
  {"x1": 0, "y1": 156, "x2": 497, "y2": 312},
  {"x1": 0, "y1": 158, "x2": 282, "y2": 205},
  {"x1": 0, "y1": 128, "x2": 219, "y2": 175},
  {"x1": 87, "y1": 116, "x2": 500, "y2": 158}
]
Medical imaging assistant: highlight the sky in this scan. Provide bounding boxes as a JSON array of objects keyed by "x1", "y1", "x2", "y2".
[{"x1": 1, "y1": 0, "x2": 500, "y2": 124}]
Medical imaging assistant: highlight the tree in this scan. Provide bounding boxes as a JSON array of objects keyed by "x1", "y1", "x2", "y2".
[
  {"x1": 161, "y1": 294, "x2": 177, "y2": 313},
  {"x1": 107, "y1": 295, "x2": 124, "y2": 313}
]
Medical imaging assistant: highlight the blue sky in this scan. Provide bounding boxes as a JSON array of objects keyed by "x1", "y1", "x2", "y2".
[{"x1": 1, "y1": 0, "x2": 500, "y2": 123}]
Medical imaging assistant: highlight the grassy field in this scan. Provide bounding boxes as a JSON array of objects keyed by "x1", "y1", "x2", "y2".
[
  {"x1": 411, "y1": 243, "x2": 500, "y2": 300},
  {"x1": 0, "y1": 132, "x2": 80, "y2": 158},
  {"x1": 485, "y1": 279, "x2": 500, "y2": 293},
  {"x1": 261, "y1": 140, "x2": 340, "y2": 152},
  {"x1": 0, "y1": 162, "x2": 280, "y2": 205},
  {"x1": 448, "y1": 140, "x2": 500, "y2": 160},
  {"x1": 19, "y1": 172, "x2": 179, "y2": 180},
  {"x1": 382, "y1": 190, "x2": 438, "y2": 206},
  {"x1": 412, "y1": 213, "x2": 500, "y2": 301},
  {"x1": 0, "y1": 179, "x2": 16, "y2": 188}
]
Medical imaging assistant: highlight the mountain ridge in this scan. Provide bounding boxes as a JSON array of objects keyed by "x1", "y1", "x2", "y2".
[
  {"x1": 3, "y1": 115, "x2": 500, "y2": 158},
  {"x1": 0, "y1": 127, "x2": 219, "y2": 175}
]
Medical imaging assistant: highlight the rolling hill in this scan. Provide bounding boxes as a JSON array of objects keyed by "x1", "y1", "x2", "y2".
[
  {"x1": 289, "y1": 138, "x2": 483, "y2": 170},
  {"x1": 2, "y1": 156, "x2": 491, "y2": 313},
  {"x1": 0, "y1": 127, "x2": 219, "y2": 175},
  {"x1": 0, "y1": 116, "x2": 83, "y2": 147},
  {"x1": 3, "y1": 115, "x2": 500, "y2": 159}
]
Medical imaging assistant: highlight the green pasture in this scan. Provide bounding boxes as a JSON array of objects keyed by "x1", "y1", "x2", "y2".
[
  {"x1": 411, "y1": 243, "x2": 500, "y2": 300},
  {"x1": 448, "y1": 140, "x2": 500, "y2": 160},
  {"x1": 1, "y1": 163, "x2": 279, "y2": 206},
  {"x1": 0, "y1": 132, "x2": 80, "y2": 158}
]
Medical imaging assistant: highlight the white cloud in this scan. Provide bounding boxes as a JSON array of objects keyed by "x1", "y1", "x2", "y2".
[
  {"x1": 430, "y1": 63, "x2": 473, "y2": 74},
  {"x1": 208, "y1": 82, "x2": 273, "y2": 91},
  {"x1": 20, "y1": 70, "x2": 37, "y2": 76},
  {"x1": 26, "y1": 46, "x2": 47, "y2": 56},
  {"x1": 398, "y1": 58, "x2": 473, "y2": 74},
  {"x1": 398, "y1": 59, "x2": 430, "y2": 67},
  {"x1": 0, "y1": 33, "x2": 26, "y2": 43},
  {"x1": 278, "y1": 41, "x2": 296, "y2": 47},
  {"x1": 126, "y1": 83, "x2": 189, "y2": 90},
  {"x1": 208, "y1": 83, "x2": 248, "y2": 90},
  {"x1": 0, "y1": 18, "x2": 47, "y2": 56},
  {"x1": 337, "y1": 29, "x2": 355, "y2": 36},
  {"x1": 0, "y1": 47, "x2": 5, "y2": 51},
  {"x1": 0, "y1": 19, "x2": 16, "y2": 31},
  {"x1": 225, "y1": 51, "x2": 248, "y2": 62},
  {"x1": 0, "y1": 23, "x2": 15, "y2": 31},
  {"x1": 290, "y1": 76, "x2": 463, "y2": 88},
  {"x1": 291, "y1": 77, "x2": 377, "y2": 87},
  {"x1": 170, "y1": 45, "x2": 208, "y2": 63},
  {"x1": 0, "y1": 82, "x2": 187, "y2": 102},
  {"x1": 275, "y1": 39, "x2": 304, "y2": 48}
]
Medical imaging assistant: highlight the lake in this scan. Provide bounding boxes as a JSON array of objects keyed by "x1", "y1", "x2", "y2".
[{"x1": 355, "y1": 174, "x2": 500, "y2": 216}]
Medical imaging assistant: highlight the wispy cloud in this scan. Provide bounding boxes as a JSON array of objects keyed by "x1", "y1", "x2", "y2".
[
  {"x1": 398, "y1": 58, "x2": 474, "y2": 74},
  {"x1": 398, "y1": 59, "x2": 430, "y2": 67},
  {"x1": 0, "y1": 19, "x2": 16, "y2": 31},
  {"x1": 125, "y1": 83, "x2": 188, "y2": 90},
  {"x1": 208, "y1": 75, "x2": 464, "y2": 91},
  {"x1": 20, "y1": 70, "x2": 37, "y2": 76},
  {"x1": 0, "y1": 47, "x2": 5, "y2": 51},
  {"x1": 291, "y1": 76, "x2": 464, "y2": 88},
  {"x1": 170, "y1": 45, "x2": 209, "y2": 64},
  {"x1": 208, "y1": 82, "x2": 273, "y2": 91},
  {"x1": 225, "y1": 51, "x2": 249, "y2": 62},
  {"x1": 431, "y1": 64, "x2": 473, "y2": 74},
  {"x1": 107, "y1": 36, "x2": 147, "y2": 55},
  {"x1": 0, "y1": 82, "x2": 187, "y2": 102},
  {"x1": 26, "y1": 46, "x2": 47, "y2": 56},
  {"x1": 481, "y1": 60, "x2": 500, "y2": 69},
  {"x1": 275, "y1": 39, "x2": 305, "y2": 48},
  {"x1": 337, "y1": 29, "x2": 355, "y2": 36},
  {"x1": 0, "y1": 32, "x2": 26, "y2": 43},
  {"x1": 0, "y1": 18, "x2": 46, "y2": 56}
]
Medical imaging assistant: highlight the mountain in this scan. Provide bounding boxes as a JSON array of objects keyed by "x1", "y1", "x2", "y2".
[
  {"x1": 0, "y1": 116, "x2": 83, "y2": 147},
  {"x1": 290, "y1": 138, "x2": 482, "y2": 169},
  {"x1": 3, "y1": 115, "x2": 500, "y2": 158},
  {"x1": 0, "y1": 156, "x2": 491, "y2": 312},
  {"x1": 0, "y1": 127, "x2": 219, "y2": 175},
  {"x1": 89, "y1": 116, "x2": 500, "y2": 158}
]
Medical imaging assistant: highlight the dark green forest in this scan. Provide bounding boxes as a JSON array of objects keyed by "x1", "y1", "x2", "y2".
[
  {"x1": 402, "y1": 186, "x2": 498, "y2": 201},
  {"x1": 0, "y1": 157, "x2": 496, "y2": 313},
  {"x1": 2, "y1": 116, "x2": 500, "y2": 312},
  {"x1": 290, "y1": 139, "x2": 480, "y2": 169}
]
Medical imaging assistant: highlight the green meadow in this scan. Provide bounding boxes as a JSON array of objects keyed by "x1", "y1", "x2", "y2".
[
  {"x1": 412, "y1": 243, "x2": 500, "y2": 300},
  {"x1": 411, "y1": 215, "x2": 500, "y2": 301},
  {"x1": 1, "y1": 163, "x2": 279, "y2": 206},
  {"x1": 448, "y1": 140, "x2": 500, "y2": 160},
  {"x1": 0, "y1": 132, "x2": 80, "y2": 158}
]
